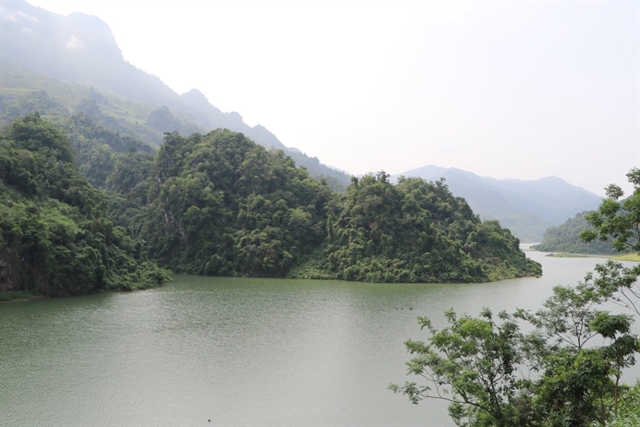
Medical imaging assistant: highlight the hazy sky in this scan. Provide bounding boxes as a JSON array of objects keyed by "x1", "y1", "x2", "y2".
[{"x1": 26, "y1": 0, "x2": 640, "y2": 195}]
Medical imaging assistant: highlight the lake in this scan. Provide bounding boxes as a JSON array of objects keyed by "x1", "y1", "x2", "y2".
[{"x1": 2, "y1": 247, "x2": 639, "y2": 426}]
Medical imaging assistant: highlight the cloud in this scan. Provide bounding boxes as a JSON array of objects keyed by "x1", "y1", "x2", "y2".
[{"x1": 66, "y1": 35, "x2": 84, "y2": 50}]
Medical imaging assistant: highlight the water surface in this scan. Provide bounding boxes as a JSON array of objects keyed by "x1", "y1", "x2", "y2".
[{"x1": 2, "y1": 249, "x2": 639, "y2": 426}]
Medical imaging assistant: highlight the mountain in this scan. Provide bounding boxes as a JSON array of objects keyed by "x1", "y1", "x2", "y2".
[
  {"x1": 0, "y1": 2, "x2": 179, "y2": 107},
  {"x1": 0, "y1": 1, "x2": 351, "y2": 190},
  {"x1": 289, "y1": 173, "x2": 542, "y2": 282},
  {"x1": 391, "y1": 166, "x2": 602, "y2": 242},
  {"x1": 532, "y1": 211, "x2": 618, "y2": 254},
  {"x1": 100, "y1": 132, "x2": 541, "y2": 282}
]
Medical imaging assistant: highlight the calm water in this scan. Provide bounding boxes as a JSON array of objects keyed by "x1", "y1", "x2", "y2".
[{"x1": 2, "y1": 248, "x2": 639, "y2": 427}]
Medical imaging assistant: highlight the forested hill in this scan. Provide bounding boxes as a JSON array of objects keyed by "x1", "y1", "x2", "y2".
[
  {"x1": 289, "y1": 174, "x2": 542, "y2": 282},
  {"x1": 0, "y1": 115, "x2": 168, "y2": 299},
  {"x1": 532, "y1": 211, "x2": 619, "y2": 254},
  {"x1": 100, "y1": 124, "x2": 541, "y2": 282},
  {"x1": 0, "y1": 1, "x2": 351, "y2": 190},
  {"x1": 392, "y1": 166, "x2": 602, "y2": 242},
  {"x1": 1, "y1": 116, "x2": 540, "y2": 289},
  {"x1": 135, "y1": 130, "x2": 336, "y2": 276}
]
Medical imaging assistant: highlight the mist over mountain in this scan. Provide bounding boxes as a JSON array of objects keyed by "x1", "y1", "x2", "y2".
[
  {"x1": 392, "y1": 166, "x2": 602, "y2": 242},
  {"x1": 0, "y1": 1, "x2": 351, "y2": 189},
  {"x1": 1, "y1": 1, "x2": 603, "y2": 220},
  {"x1": 1, "y1": 1, "x2": 177, "y2": 106}
]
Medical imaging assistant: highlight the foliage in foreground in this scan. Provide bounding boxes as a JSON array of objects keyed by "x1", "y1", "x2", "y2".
[
  {"x1": 391, "y1": 170, "x2": 640, "y2": 426},
  {"x1": 601, "y1": 382, "x2": 640, "y2": 427},
  {"x1": 391, "y1": 273, "x2": 639, "y2": 426},
  {"x1": 0, "y1": 114, "x2": 168, "y2": 298}
]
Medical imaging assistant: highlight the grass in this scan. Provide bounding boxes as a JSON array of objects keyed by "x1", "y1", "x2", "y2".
[
  {"x1": 610, "y1": 253, "x2": 640, "y2": 262},
  {"x1": 0, "y1": 290, "x2": 39, "y2": 302},
  {"x1": 0, "y1": 88, "x2": 32, "y2": 96},
  {"x1": 544, "y1": 252, "x2": 640, "y2": 262}
]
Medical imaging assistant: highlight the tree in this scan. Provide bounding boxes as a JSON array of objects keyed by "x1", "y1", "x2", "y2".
[
  {"x1": 389, "y1": 308, "x2": 538, "y2": 426},
  {"x1": 580, "y1": 168, "x2": 640, "y2": 318},
  {"x1": 391, "y1": 170, "x2": 640, "y2": 426},
  {"x1": 0, "y1": 115, "x2": 169, "y2": 298},
  {"x1": 300, "y1": 173, "x2": 541, "y2": 283},
  {"x1": 581, "y1": 168, "x2": 640, "y2": 254},
  {"x1": 526, "y1": 278, "x2": 637, "y2": 426},
  {"x1": 391, "y1": 271, "x2": 639, "y2": 426}
]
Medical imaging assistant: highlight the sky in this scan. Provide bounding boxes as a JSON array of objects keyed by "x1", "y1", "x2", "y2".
[{"x1": 24, "y1": 0, "x2": 640, "y2": 195}]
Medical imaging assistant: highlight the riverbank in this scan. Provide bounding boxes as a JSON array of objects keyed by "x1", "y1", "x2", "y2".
[
  {"x1": 0, "y1": 290, "x2": 40, "y2": 303},
  {"x1": 543, "y1": 252, "x2": 640, "y2": 261}
]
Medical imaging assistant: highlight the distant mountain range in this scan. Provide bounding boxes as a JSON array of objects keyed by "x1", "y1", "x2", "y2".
[
  {"x1": 391, "y1": 166, "x2": 602, "y2": 242},
  {"x1": 1, "y1": 1, "x2": 603, "y2": 241},
  {"x1": 0, "y1": 0, "x2": 351, "y2": 190}
]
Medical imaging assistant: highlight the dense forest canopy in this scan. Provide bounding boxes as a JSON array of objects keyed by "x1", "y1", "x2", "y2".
[
  {"x1": 0, "y1": 114, "x2": 168, "y2": 299},
  {"x1": 136, "y1": 130, "x2": 335, "y2": 277},
  {"x1": 1, "y1": 115, "x2": 542, "y2": 300},
  {"x1": 109, "y1": 130, "x2": 540, "y2": 282},
  {"x1": 533, "y1": 211, "x2": 619, "y2": 254},
  {"x1": 290, "y1": 173, "x2": 541, "y2": 282}
]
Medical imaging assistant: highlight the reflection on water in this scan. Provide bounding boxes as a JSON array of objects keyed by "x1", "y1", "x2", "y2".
[{"x1": 1, "y1": 249, "x2": 639, "y2": 426}]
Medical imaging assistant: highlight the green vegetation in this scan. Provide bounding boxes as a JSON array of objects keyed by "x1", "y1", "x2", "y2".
[
  {"x1": 545, "y1": 252, "x2": 589, "y2": 258},
  {"x1": 581, "y1": 169, "x2": 640, "y2": 255},
  {"x1": 291, "y1": 173, "x2": 541, "y2": 282},
  {"x1": 133, "y1": 130, "x2": 334, "y2": 277},
  {"x1": 533, "y1": 211, "x2": 619, "y2": 255},
  {"x1": 0, "y1": 114, "x2": 168, "y2": 300},
  {"x1": 1, "y1": 114, "x2": 541, "y2": 300},
  {"x1": 0, "y1": 63, "x2": 353, "y2": 188},
  {"x1": 611, "y1": 253, "x2": 640, "y2": 262},
  {"x1": 603, "y1": 382, "x2": 640, "y2": 426},
  {"x1": 62, "y1": 113, "x2": 155, "y2": 188},
  {"x1": 392, "y1": 170, "x2": 640, "y2": 426},
  {"x1": 125, "y1": 136, "x2": 539, "y2": 282},
  {"x1": 391, "y1": 266, "x2": 640, "y2": 426}
]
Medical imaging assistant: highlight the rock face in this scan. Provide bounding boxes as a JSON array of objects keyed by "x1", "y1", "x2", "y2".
[{"x1": 0, "y1": 254, "x2": 15, "y2": 291}]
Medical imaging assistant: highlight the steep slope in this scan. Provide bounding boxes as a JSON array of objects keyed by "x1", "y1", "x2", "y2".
[
  {"x1": 179, "y1": 89, "x2": 286, "y2": 150},
  {"x1": 0, "y1": 1, "x2": 352, "y2": 188},
  {"x1": 290, "y1": 173, "x2": 542, "y2": 282},
  {"x1": 130, "y1": 130, "x2": 336, "y2": 276},
  {"x1": 0, "y1": 115, "x2": 168, "y2": 299},
  {"x1": 99, "y1": 129, "x2": 540, "y2": 283},
  {"x1": 392, "y1": 166, "x2": 602, "y2": 242},
  {"x1": 0, "y1": 2, "x2": 179, "y2": 107}
]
